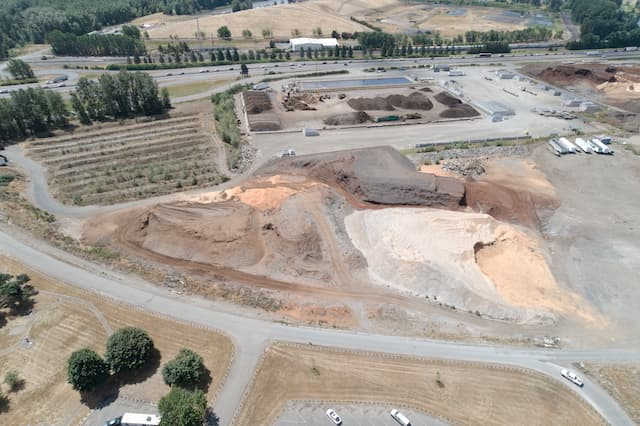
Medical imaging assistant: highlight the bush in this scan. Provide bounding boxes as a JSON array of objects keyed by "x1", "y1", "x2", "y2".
[
  {"x1": 4, "y1": 370, "x2": 20, "y2": 391},
  {"x1": 159, "y1": 387, "x2": 207, "y2": 426},
  {"x1": 162, "y1": 348, "x2": 204, "y2": 388},
  {"x1": 67, "y1": 348, "x2": 110, "y2": 391},
  {"x1": 105, "y1": 327, "x2": 154, "y2": 374}
]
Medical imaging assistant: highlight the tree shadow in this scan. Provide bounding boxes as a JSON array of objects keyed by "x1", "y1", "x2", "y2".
[
  {"x1": 0, "y1": 392, "x2": 9, "y2": 413},
  {"x1": 7, "y1": 378, "x2": 26, "y2": 393},
  {"x1": 12, "y1": 297, "x2": 35, "y2": 317},
  {"x1": 195, "y1": 365, "x2": 213, "y2": 394},
  {"x1": 117, "y1": 347, "x2": 161, "y2": 387},
  {"x1": 0, "y1": 312, "x2": 6, "y2": 329},
  {"x1": 205, "y1": 408, "x2": 220, "y2": 426},
  {"x1": 79, "y1": 378, "x2": 120, "y2": 409}
]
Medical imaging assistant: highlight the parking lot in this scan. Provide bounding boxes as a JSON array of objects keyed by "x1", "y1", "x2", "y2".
[{"x1": 276, "y1": 402, "x2": 449, "y2": 426}]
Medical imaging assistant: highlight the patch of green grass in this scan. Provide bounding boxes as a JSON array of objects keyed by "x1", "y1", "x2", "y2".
[{"x1": 86, "y1": 246, "x2": 120, "y2": 261}]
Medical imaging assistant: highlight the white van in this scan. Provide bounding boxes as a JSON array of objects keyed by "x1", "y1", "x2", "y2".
[{"x1": 390, "y1": 409, "x2": 411, "y2": 426}]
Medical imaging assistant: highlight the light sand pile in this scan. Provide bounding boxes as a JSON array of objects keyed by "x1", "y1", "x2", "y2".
[{"x1": 345, "y1": 208, "x2": 591, "y2": 323}]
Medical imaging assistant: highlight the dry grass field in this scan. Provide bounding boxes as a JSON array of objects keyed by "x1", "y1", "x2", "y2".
[
  {"x1": 235, "y1": 343, "x2": 604, "y2": 426},
  {"x1": 0, "y1": 255, "x2": 234, "y2": 426},
  {"x1": 139, "y1": 0, "x2": 537, "y2": 41},
  {"x1": 582, "y1": 363, "x2": 640, "y2": 423},
  {"x1": 25, "y1": 110, "x2": 228, "y2": 206}
]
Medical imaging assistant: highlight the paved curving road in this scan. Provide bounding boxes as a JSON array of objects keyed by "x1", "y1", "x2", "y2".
[{"x1": 0, "y1": 228, "x2": 635, "y2": 425}]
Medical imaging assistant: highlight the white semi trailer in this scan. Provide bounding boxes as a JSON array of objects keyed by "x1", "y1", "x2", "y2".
[
  {"x1": 574, "y1": 138, "x2": 593, "y2": 153},
  {"x1": 591, "y1": 138, "x2": 613, "y2": 154},
  {"x1": 557, "y1": 137, "x2": 577, "y2": 153}
]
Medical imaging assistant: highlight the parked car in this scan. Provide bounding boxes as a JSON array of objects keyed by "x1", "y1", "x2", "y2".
[
  {"x1": 561, "y1": 368, "x2": 584, "y2": 387},
  {"x1": 104, "y1": 416, "x2": 122, "y2": 426},
  {"x1": 390, "y1": 409, "x2": 411, "y2": 426},
  {"x1": 325, "y1": 408, "x2": 342, "y2": 425}
]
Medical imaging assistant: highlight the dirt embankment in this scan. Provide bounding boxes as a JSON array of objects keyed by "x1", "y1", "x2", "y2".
[
  {"x1": 347, "y1": 92, "x2": 434, "y2": 111},
  {"x1": 435, "y1": 91, "x2": 480, "y2": 118},
  {"x1": 256, "y1": 146, "x2": 465, "y2": 209},
  {"x1": 522, "y1": 62, "x2": 640, "y2": 112}
]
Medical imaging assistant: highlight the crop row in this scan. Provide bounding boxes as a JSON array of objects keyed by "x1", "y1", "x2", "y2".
[
  {"x1": 27, "y1": 115, "x2": 199, "y2": 148},
  {"x1": 28, "y1": 122, "x2": 201, "y2": 158}
]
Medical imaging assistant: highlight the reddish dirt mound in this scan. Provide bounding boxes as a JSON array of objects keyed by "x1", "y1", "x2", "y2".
[
  {"x1": 324, "y1": 111, "x2": 371, "y2": 125},
  {"x1": 347, "y1": 92, "x2": 433, "y2": 111},
  {"x1": 257, "y1": 146, "x2": 465, "y2": 209},
  {"x1": 464, "y1": 180, "x2": 540, "y2": 229},
  {"x1": 243, "y1": 91, "x2": 273, "y2": 114}
]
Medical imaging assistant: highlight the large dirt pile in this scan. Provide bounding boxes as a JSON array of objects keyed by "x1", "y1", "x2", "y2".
[
  {"x1": 347, "y1": 92, "x2": 434, "y2": 111},
  {"x1": 435, "y1": 91, "x2": 480, "y2": 118},
  {"x1": 345, "y1": 208, "x2": 591, "y2": 323},
  {"x1": 256, "y1": 146, "x2": 465, "y2": 209},
  {"x1": 535, "y1": 64, "x2": 617, "y2": 86},
  {"x1": 324, "y1": 111, "x2": 371, "y2": 125},
  {"x1": 85, "y1": 176, "x2": 365, "y2": 287}
]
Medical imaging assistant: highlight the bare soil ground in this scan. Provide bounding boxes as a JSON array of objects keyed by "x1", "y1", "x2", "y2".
[
  {"x1": 234, "y1": 343, "x2": 604, "y2": 426},
  {"x1": 265, "y1": 85, "x2": 477, "y2": 130},
  {"x1": 522, "y1": 62, "x2": 640, "y2": 112},
  {"x1": 81, "y1": 147, "x2": 598, "y2": 327},
  {"x1": 0, "y1": 255, "x2": 234, "y2": 426},
  {"x1": 243, "y1": 90, "x2": 281, "y2": 131},
  {"x1": 24, "y1": 107, "x2": 228, "y2": 205},
  {"x1": 580, "y1": 362, "x2": 640, "y2": 423}
]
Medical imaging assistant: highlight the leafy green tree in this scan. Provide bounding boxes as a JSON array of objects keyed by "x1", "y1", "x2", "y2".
[
  {"x1": 240, "y1": 63, "x2": 249, "y2": 77},
  {"x1": 162, "y1": 88, "x2": 172, "y2": 110},
  {"x1": 0, "y1": 273, "x2": 34, "y2": 312},
  {"x1": 217, "y1": 26, "x2": 231, "y2": 40},
  {"x1": 158, "y1": 387, "x2": 207, "y2": 426},
  {"x1": 105, "y1": 327, "x2": 154, "y2": 374},
  {"x1": 122, "y1": 25, "x2": 141, "y2": 39},
  {"x1": 6, "y1": 59, "x2": 34, "y2": 80},
  {"x1": 162, "y1": 348, "x2": 204, "y2": 388},
  {"x1": 67, "y1": 348, "x2": 109, "y2": 391}
]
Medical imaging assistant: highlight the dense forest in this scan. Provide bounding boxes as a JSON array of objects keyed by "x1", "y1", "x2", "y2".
[
  {"x1": 567, "y1": 0, "x2": 640, "y2": 49},
  {"x1": 0, "y1": 88, "x2": 67, "y2": 144},
  {"x1": 48, "y1": 30, "x2": 147, "y2": 56},
  {"x1": 0, "y1": 0, "x2": 234, "y2": 59}
]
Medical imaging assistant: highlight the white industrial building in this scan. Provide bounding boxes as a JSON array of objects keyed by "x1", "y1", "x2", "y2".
[
  {"x1": 475, "y1": 101, "x2": 515, "y2": 120},
  {"x1": 289, "y1": 37, "x2": 339, "y2": 51},
  {"x1": 496, "y1": 70, "x2": 515, "y2": 79}
]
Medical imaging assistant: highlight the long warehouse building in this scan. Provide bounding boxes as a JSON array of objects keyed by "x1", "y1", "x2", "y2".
[{"x1": 289, "y1": 37, "x2": 339, "y2": 51}]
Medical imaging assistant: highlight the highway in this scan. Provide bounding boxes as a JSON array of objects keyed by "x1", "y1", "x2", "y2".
[
  {"x1": 2, "y1": 49, "x2": 639, "y2": 100},
  {"x1": 1, "y1": 48, "x2": 639, "y2": 425}
]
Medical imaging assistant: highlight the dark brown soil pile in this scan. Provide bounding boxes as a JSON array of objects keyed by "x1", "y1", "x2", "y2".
[
  {"x1": 538, "y1": 65, "x2": 617, "y2": 85},
  {"x1": 435, "y1": 91, "x2": 463, "y2": 107},
  {"x1": 257, "y1": 146, "x2": 465, "y2": 209},
  {"x1": 464, "y1": 180, "x2": 540, "y2": 229},
  {"x1": 347, "y1": 96, "x2": 395, "y2": 111},
  {"x1": 348, "y1": 92, "x2": 433, "y2": 111},
  {"x1": 243, "y1": 91, "x2": 273, "y2": 114},
  {"x1": 440, "y1": 104, "x2": 480, "y2": 118},
  {"x1": 387, "y1": 92, "x2": 433, "y2": 110},
  {"x1": 324, "y1": 111, "x2": 371, "y2": 125}
]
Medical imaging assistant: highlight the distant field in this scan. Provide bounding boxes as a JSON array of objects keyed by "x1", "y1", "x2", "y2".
[
  {"x1": 0, "y1": 255, "x2": 234, "y2": 426},
  {"x1": 137, "y1": 0, "x2": 552, "y2": 42},
  {"x1": 235, "y1": 343, "x2": 604, "y2": 426},
  {"x1": 583, "y1": 362, "x2": 640, "y2": 423},
  {"x1": 24, "y1": 111, "x2": 227, "y2": 206}
]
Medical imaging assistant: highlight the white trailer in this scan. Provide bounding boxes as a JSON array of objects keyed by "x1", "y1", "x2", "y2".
[
  {"x1": 574, "y1": 138, "x2": 593, "y2": 153},
  {"x1": 557, "y1": 137, "x2": 577, "y2": 153},
  {"x1": 549, "y1": 139, "x2": 567, "y2": 155},
  {"x1": 591, "y1": 138, "x2": 613, "y2": 154},
  {"x1": 121, "y1": 413, "x2": 161, "y2": 426}
]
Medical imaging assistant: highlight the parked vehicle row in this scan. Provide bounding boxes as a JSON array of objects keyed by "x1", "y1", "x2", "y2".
[{"x1": 324, "y1": 407, "x2": 412, "y2": 425}]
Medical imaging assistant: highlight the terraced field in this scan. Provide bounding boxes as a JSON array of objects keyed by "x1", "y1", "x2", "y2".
[{"x1": 25, "y1": 114, "x2": 227, "y2": 205}]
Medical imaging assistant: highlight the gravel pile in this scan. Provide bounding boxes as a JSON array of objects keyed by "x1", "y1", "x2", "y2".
[
  {"x1": 411, "y1": 144, "x2": 529, "y2": 166},
  {"x1": 443, "y1": 158, "x2": 486, "y2": 177}
]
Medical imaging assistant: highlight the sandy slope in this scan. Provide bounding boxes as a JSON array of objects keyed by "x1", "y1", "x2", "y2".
[{"x1": 345, "y1": 207, "x2": 593, "y2": 323}]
